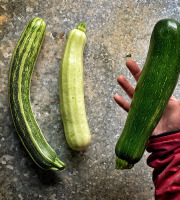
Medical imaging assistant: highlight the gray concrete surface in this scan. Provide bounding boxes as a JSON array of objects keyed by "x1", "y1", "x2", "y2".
[{"x1": 1, "y1": 0, "x2": 180, "y2": 199}]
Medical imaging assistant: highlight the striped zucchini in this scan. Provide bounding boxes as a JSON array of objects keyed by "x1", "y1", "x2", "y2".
[
  {"x1": 59, "y1": 23, "x2": 91, "y2": 151},
  {"x1": 8, "y1": 17, "x2": 66, "y2": 170},
  {"x1": 115, "y1": 18, "x2": 180, "y2": 169}
]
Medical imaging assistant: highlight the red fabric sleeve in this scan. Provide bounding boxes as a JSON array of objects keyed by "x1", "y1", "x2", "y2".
[{"x1": 146, "y1": 132, "x2": 180, "y2": 200}]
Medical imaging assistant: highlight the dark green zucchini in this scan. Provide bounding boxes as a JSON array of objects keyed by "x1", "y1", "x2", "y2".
[
  {"x1": 115, "y1": 18, "x2": 180, "y2": 169},
  {"x1": 8, "y1": 17, "x2": 66, "y2": 170}
]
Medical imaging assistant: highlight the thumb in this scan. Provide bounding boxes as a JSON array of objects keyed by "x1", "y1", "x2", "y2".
[{"x1": 170, "y1": 95, "x2": 177, "y2": 101}]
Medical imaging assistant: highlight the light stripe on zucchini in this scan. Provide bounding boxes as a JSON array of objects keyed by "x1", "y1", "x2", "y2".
[{"x1": 8, "y1": 17, "x2": 66, "y2": 170}]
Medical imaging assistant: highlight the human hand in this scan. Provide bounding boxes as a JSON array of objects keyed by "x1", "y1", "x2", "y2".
[{"x1": 114, "y1": 60, "x2": 180, "y2": 136}]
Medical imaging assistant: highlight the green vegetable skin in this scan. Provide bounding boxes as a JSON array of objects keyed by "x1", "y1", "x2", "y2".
[
  {"x1": 59, "y1": 23, "x2": 91, "y2": 151},
  {"x1": 115, "y1": 18, "x2": 180, "y2": 169},
  {"x1": 8, "y1": 17, "x2": 66, "y2": 170}
]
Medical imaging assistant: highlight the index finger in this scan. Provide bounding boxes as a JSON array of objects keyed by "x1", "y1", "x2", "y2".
[{"x1": 126, "y1": 60, "x2": 141, "y2": 82}]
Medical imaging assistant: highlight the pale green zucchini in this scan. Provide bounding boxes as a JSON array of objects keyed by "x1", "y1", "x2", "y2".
[
  {"x1": 59, "y1": 23, "x2": 91, "y2": 151},
  {"x1": 8, "y1": 17, "x2": 66, "y2": 170}
]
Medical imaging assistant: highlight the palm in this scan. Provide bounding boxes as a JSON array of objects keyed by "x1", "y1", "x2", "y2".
[
  {"x1": 114, "y1": 60, "x2": 180, "y2": 136},
  {"x1": 153, "y1": 97, "x2": 180, "y2": 135}
]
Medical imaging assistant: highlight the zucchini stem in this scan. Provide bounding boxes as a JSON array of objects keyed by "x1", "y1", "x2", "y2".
[
  {"x1": 115, "y1": 157, "x2": 134, "y2": 170},
  {"x1": 50, "y1": 157, "x2": 66, "y2": 171},
  {"x1": 76, "y1": 22, "x2": 86, "y2": 33}
]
